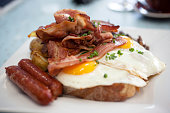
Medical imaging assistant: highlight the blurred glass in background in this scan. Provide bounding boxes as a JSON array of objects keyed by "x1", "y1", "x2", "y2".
[{"x1": 108, "y1": 0, "x2": 135, "y2": 12}]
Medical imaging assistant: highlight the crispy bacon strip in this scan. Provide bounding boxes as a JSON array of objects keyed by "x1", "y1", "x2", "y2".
[
  {"x1": 99, "y1": 32, "x2": 113, "y2": 42},
  {"x1": 36, "y1": 21, "x2": 77, "y2": 41},
  {"x1": 101, "y1": 25, "x2": 119, "y2": 32},
  {"x1": 92, "y1": 20, "x2": 118, "y2": 43},
  {"x1": 36, "y1": 13, "x2": 95, "y2": 41},
  {"x1": 32, "y1": 10, "x2": 119, "y2": 42},
  {"x1": 47, "y1": 41, "x2": 69, "y2": 76},
  {"x1": 54, "y1": 9, "x2": 95, "y2": 31},
  {"x1": 48, "y1": 37, "x2": 126, "y2": 75},
  {"x1": 74, "y1": 14, "x2": 95, "y2": 31},
  {"x1": 92, "y1": 20, "x2": 119, "y2": 32},
  {"x1": 62, "y1": 35, "x2": 92, "y2": 43},
  {"x1": 54, "y1": 9, "x2": 86, "y2": 23},
  {"x1": 93, "y1": 27, "x2": 114, "y2": 43},
  {"x1": 62, "y1": 35, "x2": 93, "y2": 48},
  {"x1": 62, "y1": 32, "x2": 112, "y2": 49},
  {"x1": 47, "y1": 41, "x2": 68, "y2": 59},
  {"x1": 79, "y1": 45, "x2": 94, "y2": 51}
]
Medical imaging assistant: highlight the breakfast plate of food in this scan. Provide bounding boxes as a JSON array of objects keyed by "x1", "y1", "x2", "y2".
[{"x1": 0, "y1": 9, "x2": 169, "y2": 113}]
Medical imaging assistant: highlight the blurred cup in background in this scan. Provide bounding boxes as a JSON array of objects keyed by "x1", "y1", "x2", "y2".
[{"x1": 145, "y1": 0, "x2": 170, "y2": 13}]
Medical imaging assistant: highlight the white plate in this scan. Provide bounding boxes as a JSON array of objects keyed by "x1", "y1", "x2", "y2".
[{"x1": 0, "y1": 27, "x2": 170, "y2": 113}]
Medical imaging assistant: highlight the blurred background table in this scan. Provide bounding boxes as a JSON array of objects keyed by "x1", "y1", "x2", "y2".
[{"x1": 0, "y1": 0, "x2": 170, "y2": 66}]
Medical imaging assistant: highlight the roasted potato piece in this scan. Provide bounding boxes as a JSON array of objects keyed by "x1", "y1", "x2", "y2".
[
  {"x1": 30, "y1": 38, "x2": 44, "y2": 52},
  {"x1": 31, "y1": 50, "x2": 48, "y2": 71},
  {"x1": 30, "y1": 38, "x2": 48, "y2": 57}
]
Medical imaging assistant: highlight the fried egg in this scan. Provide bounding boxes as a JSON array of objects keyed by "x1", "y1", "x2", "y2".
[
  {"x1": 56, "y1": 36, "x2": 165, "y2": 89},
  {"x1": 99, "y1": 36, "x2": 165, "y2": 80},
  {"x1": 56, "y1": 62, "x2": 146, "y2": 89}
]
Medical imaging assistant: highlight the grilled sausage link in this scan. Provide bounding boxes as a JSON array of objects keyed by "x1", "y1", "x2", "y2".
[
  {"x1": 18, "y1": 59, "x2": 63, "y2": 99},
  {"x1": 5, "y1": 66, "x2": 53, "y2": 105}
]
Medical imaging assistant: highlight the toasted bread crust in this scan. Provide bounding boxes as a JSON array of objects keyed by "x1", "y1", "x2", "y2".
[{"x1": 64, "y1": 83, "x2": 137, "y2": 101}]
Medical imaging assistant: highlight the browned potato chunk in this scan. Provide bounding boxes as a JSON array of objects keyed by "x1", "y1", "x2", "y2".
[
  {"x1": 31, "y1": 50, "x2": 48, "y2": 71},
  {"x1": 30, "y1": 38, "x2": 44, "y2": 52}
]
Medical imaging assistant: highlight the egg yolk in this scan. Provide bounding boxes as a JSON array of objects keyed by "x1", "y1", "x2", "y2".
[
  {"x1": 120, "y1": 37, "x2": 133, "y2": 49},
  {"x1": 62, "y1": 61, "x2": 97, "y2": 75}
]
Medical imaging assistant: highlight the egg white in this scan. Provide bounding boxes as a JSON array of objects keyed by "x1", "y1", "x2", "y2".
[
  {"x1": 99, "y1": 36, "x2": 165, "y2": 80},
  {"x1": 56, "y1": 63, "x2": 146, "y2": 89}
]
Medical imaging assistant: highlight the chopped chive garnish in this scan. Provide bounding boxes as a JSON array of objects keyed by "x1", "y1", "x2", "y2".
[
  {"x1": 97, "y1": 22, "x2": 100, "y2": 25},
  {"x1": 87, "y1": 50, "x2": 99, "y2": 59},
  {"x1": 82, "y1": 33, "x2": 88, "y2": 36},
  {"x1": 79, "y1": 58, "x2": 82, "y2": 62},
  {"x1": 113, "y1": 34, "x2": 120, "y2": 38},
  {"x1": 92, "y1": 21, "x2": 98, "y2": 27},
  {"x1": 105, "y1": 53, "x2": 117, "y2": 61},
  {"x1": 138, "y1": 51, "x2": 144, "y2": 55},
  {"x1": 129, "y1": 48, "x2": 134, "y2": 52},
  {"x1": 104, "y1": 73, "x2": 108, "y2": 78},
  {"x1": 96, "y1": 60, "x2": 99, "y2": 64},
  {"x1": 93, "y1": 50, "x2": 98, "y2": 56},
  {"x1": 87, "y1": 31, "x2": 91, "y2": 35},
  {"x1": 103, "y1": 43, "x2": 107, "y2": 45},
  {"x1": 68, "y1": 16, "x2": 74, "y2": 22},
  {"x1": 110, "y1": 53, "x2": 117, "y2": 59},
  {"x1": 113, "y1": 39, "x2": 115, "y2": 43},
  {"x1": 113, "y1": 33, "x2": 125, "y2": 38},
  {"x1": 117, "y1": 50, "x2": 123, "y2": 56},
  {"x1": 129, "y1": 48, "x2": 144, "y2": 55},
  {"x1": 80, "y1": 51, "x2": 89, "y2": 55}
]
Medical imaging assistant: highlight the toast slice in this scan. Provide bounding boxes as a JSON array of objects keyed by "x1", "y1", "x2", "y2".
[{"x1": 64, "y1": 83, "x2": 137, "y2": 101}]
